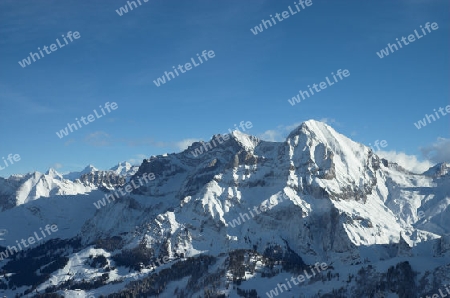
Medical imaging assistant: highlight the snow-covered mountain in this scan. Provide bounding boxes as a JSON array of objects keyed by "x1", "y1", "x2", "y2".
[
  {"x1": 0, "y1": 170, "x2": 95, "y2": 211},
  {"x1": 0, "y1": 163, "x2": 140, "y2": 212},
  {"x1": 109, "y1": 162, "x2": 139, "y2": 178},
  {"x1": 0, "y1": 120, "x2": 448, "y2": 298}
]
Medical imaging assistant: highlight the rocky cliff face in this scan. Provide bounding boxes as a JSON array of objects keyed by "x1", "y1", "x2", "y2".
[{"x1": 78, "y1": 171, "x2": 126, "y2": 188}]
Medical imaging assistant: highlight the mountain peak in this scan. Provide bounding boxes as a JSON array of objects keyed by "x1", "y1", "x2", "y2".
[
  {"x1": 109, "y1": 161, "x2": 139, "y2": 177},
  {"x1": 286, "y1": 119, "x2": 333, "y2": 140},
  {"x1": 285, "y1": 119, "x2": 358, "y2": 155},
  {"x1": 45, "y1": 168, "x2": 63, "y2": 179},
  {"x1": 423, "y1": 162, "x2": 449, "y2": 177},
  {"x1": 110, "y1": 162, "x2": 131, "y2": 171},
  {"x1": 229, "y1": 130, "x2": 259, "y2": 151},
  {"x1": 83, "y1": 164, "x2": 98, "y2": 172}
]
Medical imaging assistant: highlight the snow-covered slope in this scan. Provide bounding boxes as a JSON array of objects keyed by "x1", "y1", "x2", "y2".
[
  {"x1": 0, "y1": 120, "x2": 448, "y2": 298},
  {"x1": 0, "y1": 170, "x2": 95, "y2": 210},
  {"x1": 0, "y1": 163, "x2": 141, "y2": 212}
]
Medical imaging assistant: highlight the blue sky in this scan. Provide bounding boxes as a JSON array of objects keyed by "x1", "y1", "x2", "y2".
[{"x1": 0, "y1": 0, "x2": 448, "y2": 177}]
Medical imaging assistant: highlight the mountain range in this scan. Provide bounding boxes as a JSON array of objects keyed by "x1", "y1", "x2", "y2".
[{"x1": 0, "y1": 120, "x2": 448, "y2": 298}]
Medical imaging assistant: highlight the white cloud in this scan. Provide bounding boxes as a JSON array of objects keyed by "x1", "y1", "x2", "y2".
[
  {"x1": 84, "y1": 131, "x2": 111, "y2": 147},
  {"x1": 420, "y1": 137, "x2": 450, "y2": 164},
  {"x1": 127, "y1": 154, "x2": 148, "y2": 165},
  {"x1": 319, "y1": 118, "x2": 337, "y2": 125},
  {"x1": 51, "y1": 163, "x2": 63, "y2": 169},
  {"x1": 284, "y1": 122, "x2": 304, "y2": 131},
  {"x1": 376, "y1": 150, "x2": 433, "y2": 173},
  {"x1": 259, "y1": 122, "x2": 304, "y2": 142},
  {"x1": 377, "y1": 138, "x2": 450, "y2": 174},
  {"x1": 64, "y1": 138, "x2": 75, "y2": 146},
  {"x1": 259, "y1": 129, "x2": 283, "y2": 142},
  {"x1": 175, "y1": 138, "x2": 201, "y2": 151}
]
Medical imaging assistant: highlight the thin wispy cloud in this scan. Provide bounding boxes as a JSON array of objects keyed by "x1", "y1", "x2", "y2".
[
  {"x1": 50, "y1": 163, "x2": 63, "y2": 169},
  {"x1": 376, "y1": 150, "x2": 433, "y2": 173},
  {"x1": 259, "y1": 122, "x2": 304, "y2": 142},
  {"x1": 318, "y1": 118, "x2": 338, "y2": 126},
  {"x1": 84, "y1": 131, "x2": 111, "y2": 147},
  {"x1": 64, "y1": 139, "x2": 76, "y2": 146},
  {"x1": 128, "y1": 154, "x2": 148, "y2": 165},
  {"x1": 175, "y1": 138, "x2": 201, "y2": 151},
  {"x1": 421, "y1": 137, "x2": 450, "y2": 164}
]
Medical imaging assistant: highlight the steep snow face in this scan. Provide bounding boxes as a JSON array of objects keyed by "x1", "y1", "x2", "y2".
[
  {"x1": 416, "y1": 163, "x2": 450, "y2": 235},
  {"x1": 286, "y1": 120, "x2": 376, "y2": 196},
  {"x1": 282, "y1": 121, "x2": 446, "y2": 247},
  {"x1": 230, "y1": 130, "x2": 260, "y2": 152}
]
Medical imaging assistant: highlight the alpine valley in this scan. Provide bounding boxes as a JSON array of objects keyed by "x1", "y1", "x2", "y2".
[{"x1": 0, "y1": 120, "x2": 449, "y2": 298}]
